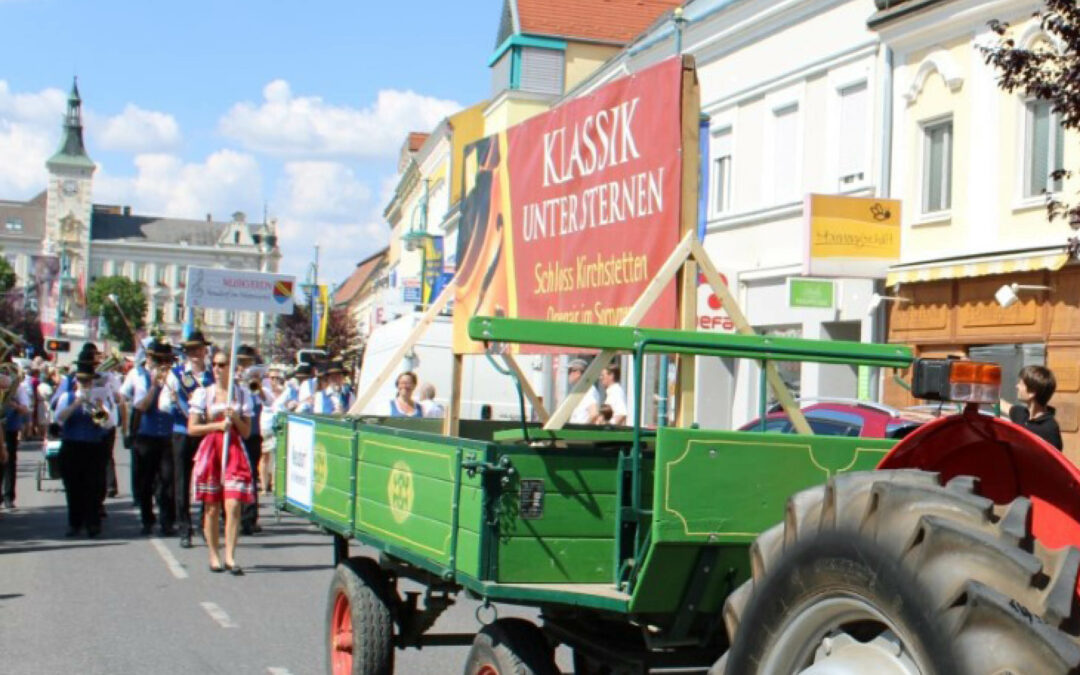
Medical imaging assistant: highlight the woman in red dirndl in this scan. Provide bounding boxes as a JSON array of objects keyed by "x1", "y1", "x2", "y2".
[{"x1": 188, "y1": 353, "x2": 255, "y2": 575}]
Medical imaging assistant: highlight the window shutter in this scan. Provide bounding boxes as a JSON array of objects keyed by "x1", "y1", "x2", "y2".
[
  {"x1": 838, "y1": 83, "x2": 867, "y2": 183},
  {"x1": 520, "y1": 47, "x2": 564, "y2": 95},
  {"x1": 773, "y1": 105, "x2": 799, "y2": 201}
]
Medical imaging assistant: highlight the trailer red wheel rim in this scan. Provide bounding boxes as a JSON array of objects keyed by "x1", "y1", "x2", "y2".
[{"x1": 330, "y1": 591, "x2": 353, "y2": 675}]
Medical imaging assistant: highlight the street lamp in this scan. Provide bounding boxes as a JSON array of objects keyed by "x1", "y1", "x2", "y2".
[
  {"x1": 994, "y1": 283, "x2": 1053, "y2": 309},
  {"x1": 402, "y1": 179, "x2": 432, "y2": 308}
]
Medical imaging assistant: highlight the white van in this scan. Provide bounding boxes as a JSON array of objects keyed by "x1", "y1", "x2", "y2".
[{"x1": 356, "y1": 312, "x2": 538, "y2": 420}]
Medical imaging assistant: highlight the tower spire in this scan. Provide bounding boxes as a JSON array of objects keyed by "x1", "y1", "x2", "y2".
[{"x1": 46, "y1": 76, "x2": 94, "y2": 172}]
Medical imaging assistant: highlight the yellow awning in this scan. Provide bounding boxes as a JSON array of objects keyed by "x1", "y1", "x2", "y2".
[{"x1": 885, "y1": 249, "x2": 1070, "y2": 286}]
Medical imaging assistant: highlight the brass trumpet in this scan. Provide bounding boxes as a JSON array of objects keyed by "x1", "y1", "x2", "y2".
[{"x1": 83, "y1": 398, "x2": 112, "y2": 428}]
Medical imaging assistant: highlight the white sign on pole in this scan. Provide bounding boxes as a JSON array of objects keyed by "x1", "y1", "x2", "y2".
[
  {"x1": 184, "y1": 266, "x2": 296, "y2": 315},
  {"x1": 286, "y1": 417, "x2": 315, "y2": 511}
]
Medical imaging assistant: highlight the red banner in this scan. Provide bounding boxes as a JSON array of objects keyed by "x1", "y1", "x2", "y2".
[{"x1": 454, "y1": 58, "x2": 684, "y2": 353}]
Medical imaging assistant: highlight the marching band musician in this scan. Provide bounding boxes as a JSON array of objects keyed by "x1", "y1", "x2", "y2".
[
  {"x1": 54, "y1": 360, "x2": 116, "y2": 537},
  {"x1": 312, "y1": 359, "x2": 351, "y2": 416},
  {"x1": 159, "y1": 330, "x2": 214, "y2": 549},
  {"x1": 297, "y1": 359, "x2": 328, "y2": 414},
  {"x1": 121, "y1": 340, "x2": 177, "y2": 536},
  {"x1": 95, "y1": 351, "x2": 126, "y2": 505},
  {"x1": 259, "y1": 365, "x2": 286, "y2": 494},
  {"x1": 236, "y1": 344, "x2": 264, "y2": 535},
  {"x1": 275, "y1": 362, "x2": 313, "y2": 412},
  {"x1": 2, "y1": 362, "x2": 31, "y2": 510},
  {"x1": 296, "y1": 360, "x2": 318, "y2": 413}
]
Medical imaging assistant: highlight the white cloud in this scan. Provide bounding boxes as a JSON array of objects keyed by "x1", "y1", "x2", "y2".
[
  {"x1": 278, "y1": 161, "x2": 371, "y2": 221},
  {"x1": 95, "y1": 104, "x2": 181, "y2": 153},
  {"x1": 94, "y1": 150, "x2": 263, "y2": 220},
  {"x1": 220, "y1": 80, "x2": 461, "y2": 158},
  {"x1": 271, "y1": 161, "x2": 390, "y2": 282},
  {"x1": 0, "y1": 81, "x2": 66, "y2": 196}
]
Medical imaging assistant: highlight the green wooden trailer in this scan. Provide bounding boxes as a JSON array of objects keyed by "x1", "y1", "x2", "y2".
[
  {"x1": 275, "y1": 316, "x2": 916, "y2": 673},
  {"x1": 274, "y1": 317, "x2": 1080, "y2": 674}
]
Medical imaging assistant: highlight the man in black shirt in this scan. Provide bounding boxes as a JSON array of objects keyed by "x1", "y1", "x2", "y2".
[{"x1": 1002, "y1": 365, "x2": 1063, "y2": 451}]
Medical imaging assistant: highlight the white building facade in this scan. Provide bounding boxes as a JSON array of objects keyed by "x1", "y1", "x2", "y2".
[
  {"x1": 571, "y1": 0, "x2": 894, "y2": 427},
  {"x1": 0, "y1": 81, "x2": 280, "y2": 348}
]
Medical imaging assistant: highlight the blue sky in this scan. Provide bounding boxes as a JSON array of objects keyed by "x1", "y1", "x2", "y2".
[{"x1": 0, "y1": 0, "x2": 497, "y2": 285}]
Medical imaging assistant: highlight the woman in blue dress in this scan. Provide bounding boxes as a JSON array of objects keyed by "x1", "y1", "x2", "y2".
[{"x1": 389, "y1": 371, "x2": 422, "y2": 418}]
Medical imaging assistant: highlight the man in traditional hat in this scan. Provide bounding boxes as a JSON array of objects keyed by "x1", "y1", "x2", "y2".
[
  {"x1": 235, "y1": 345, "x2": 265, "y2": 535},
  {"x1": 160, "y1": 330, "x2": 214, "y2": 548},
  {"x1": 297, "y1": 360, "x2": 329, "y2": 414},
  {"x1": 313, "y1": 358, "x2": 351, "y2": 416},
  {"x1": 121, "y1": 339, "x2": 177, "y2": 535},
  {"x1": 567, "y1": 359, "x2": 601, "y2": 426},
  {"x1": 51, "y1": 342, "x2": 99, "y2": 408},
  {"x1": 54, "y1": 359, "x2": 115, "y2": 537},
  {"x1": 276, "y1": 363, "x2": 313, "y2": 413},
  {"x1": 1, "y1": 360, "x2": 31, "y2": 509}
]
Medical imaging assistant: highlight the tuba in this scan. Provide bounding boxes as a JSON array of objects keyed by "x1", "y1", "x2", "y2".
[{"x1": 96, "y1": 348, "x2": 122, "y2": 374}]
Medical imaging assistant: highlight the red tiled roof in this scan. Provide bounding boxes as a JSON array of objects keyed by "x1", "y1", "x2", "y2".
[
  {"x1": 407, "y1": 132, "x2": 429, "y2": 153},
  {"x1": 333, "y1": 248, "x2": 388, "y2": 307},
  {"x1": 517, "y1": 0, "x2": 683, "y2": 44}
]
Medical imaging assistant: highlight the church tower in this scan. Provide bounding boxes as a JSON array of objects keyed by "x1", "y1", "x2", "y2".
[{"x1": 44, "y1": 78, "x2": 95, "y2": 299}]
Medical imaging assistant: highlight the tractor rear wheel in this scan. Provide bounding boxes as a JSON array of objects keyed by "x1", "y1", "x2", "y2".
[
  {"x1": 463, "y1": 618, "x2": 557, "y2": 675},
  {"x1": 716, "y1": 470, "x2": 1080, "y2": 674},
  {"x1": 326, "y1": 557, "x2": 395, "y2": 675}
]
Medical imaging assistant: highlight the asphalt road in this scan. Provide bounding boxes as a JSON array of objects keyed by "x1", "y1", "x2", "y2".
[{"x1": 0, "y1": 439, "x2": 575, "y2": 675}]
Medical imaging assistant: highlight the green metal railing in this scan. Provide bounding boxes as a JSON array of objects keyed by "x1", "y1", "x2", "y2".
[{"x1": 468, "y1": 316, "x2": 915, "y2": 589}]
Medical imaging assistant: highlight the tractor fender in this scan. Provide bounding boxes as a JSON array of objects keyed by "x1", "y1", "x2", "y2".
[{"x1": 879, "y1": 407, "x2": 1080, "y2": 550}]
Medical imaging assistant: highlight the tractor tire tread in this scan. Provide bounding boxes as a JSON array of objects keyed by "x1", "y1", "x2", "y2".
[{"x1": 718, "y1": 470, "x2": 1080, "y2": 674}]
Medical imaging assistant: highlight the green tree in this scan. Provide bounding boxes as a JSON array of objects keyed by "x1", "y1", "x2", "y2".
[
  {"x1": 86, "y1": 276, "x2": 147, "y2": 351},
  {"x1": 268, "y1": 304, "x2": 357, "y2": 364},
  {"x1": 983, "y1": 2, "x2": 1080, "y2": 226},
  {"x1": 0, "y1": 254, "x2": 15, "y2": 294}
]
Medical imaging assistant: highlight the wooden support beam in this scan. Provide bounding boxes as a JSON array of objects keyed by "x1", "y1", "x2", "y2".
[
  {"x1": 689, "y1": 240, "x2": 811, "y2": 435},
  {"x1": 543, "y1": 232, "x2": 696, "y2": 431},
  {"x1": 348, "y1": 281, "x2": 455, "y2": 416},
  {"x1": 502, "y1": 354, "x2": 550, "y2": 423},
  {"x1": 442, "y1": 353, "x2": 462, "y2": 436},
  {"x1": 675, "y1": 55, "x2": 700, "y2": 428}
]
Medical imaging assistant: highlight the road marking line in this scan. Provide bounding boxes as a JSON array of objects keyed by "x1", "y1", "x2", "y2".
[
  {"x1": 149, "y1": 537, "x2": 188, "y2": 579},
  {"x1": 200, "y1": 601, "x2": 238, "y2": 628},
  {"x1": 267, "y1": 668, "x2": 294, "y2": 675}
]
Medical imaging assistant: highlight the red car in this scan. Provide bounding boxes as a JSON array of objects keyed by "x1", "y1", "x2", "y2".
[{"x1": 738, "y1": 398, "x2": 927, "y2": 439}]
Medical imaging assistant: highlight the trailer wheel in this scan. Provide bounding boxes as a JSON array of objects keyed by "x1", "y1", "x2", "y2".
[
  {"x1": 326, "y1": 558, "x2": 394, "y2": 675},
  {"x1": 716, "y1": 470, "x2": 1080, "y2": 674},
  {"x1": 463, "y1": 618, "x2": 557, "y2": 675}
]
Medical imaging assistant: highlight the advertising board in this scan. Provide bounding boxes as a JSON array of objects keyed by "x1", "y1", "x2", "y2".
[
  {"x1": 285, "y1": 417, "x2": 315, "y2": 511},
  {"x1": 804, "y1": 194, "x2": 901, "y2": 278},
  {"x1": 184, "y1": 266, "x2": 296, "y2": 315},
  {"x1": 453, "y1": 58, "x2": 686, "y2": 353}
]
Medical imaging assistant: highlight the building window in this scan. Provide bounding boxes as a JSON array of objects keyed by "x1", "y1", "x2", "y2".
[
  {"x1": 773, "y1": 104, "x2": 799, "y2": 202},
  {"x1": 713, "y1": 127, "x2": 733, "y2": 214},
  {"x1": 157, "y1": 265, "x2": 169, "y2": 285},
  {"x1": 838, "y1": 82, "x2": 868, "y2": 187},
  {"x1": 4, "y1": 218, "x2": 22, "y2": 232},
  {"x1": 922, "y1": 118, "x2": 953, "y2": 214},
  {"x1": 1024, "y1": 99, "x2": 1065, "y2": 197}
]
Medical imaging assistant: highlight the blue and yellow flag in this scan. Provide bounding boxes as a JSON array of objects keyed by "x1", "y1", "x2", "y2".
[{"x1": 312, "y1": 284, "x2": 329, "y2": 347}]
